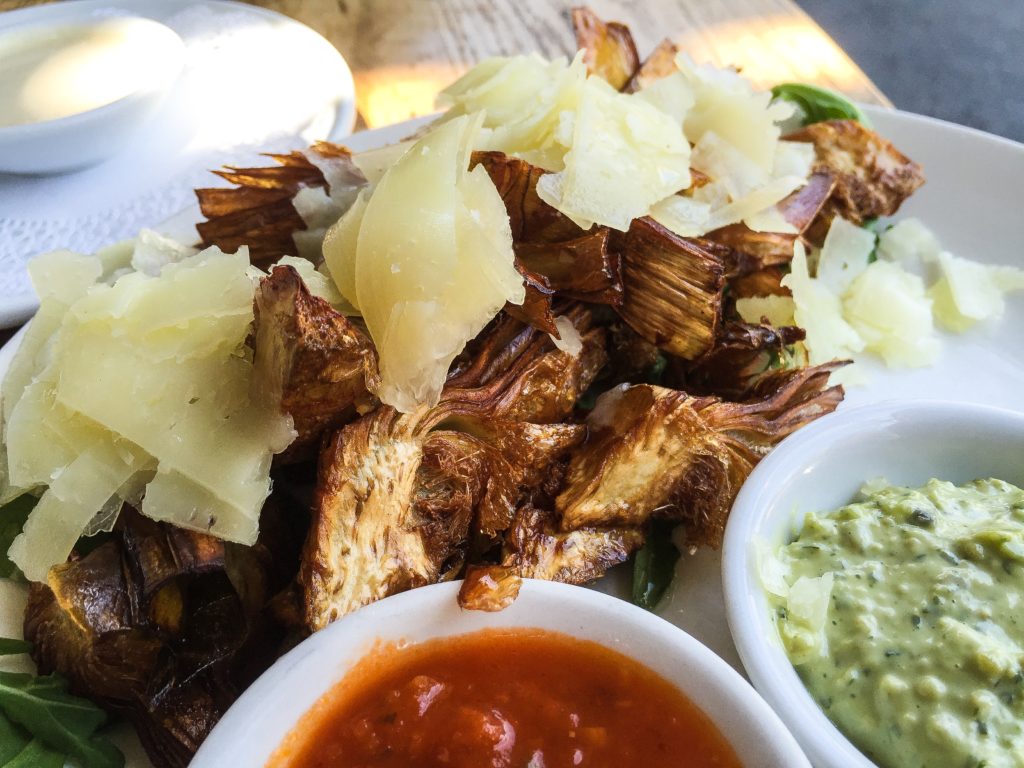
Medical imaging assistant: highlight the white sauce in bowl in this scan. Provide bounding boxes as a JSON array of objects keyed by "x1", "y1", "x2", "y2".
[{"x1": 0, "y1": 17, "x2": 183, "y2": 128}]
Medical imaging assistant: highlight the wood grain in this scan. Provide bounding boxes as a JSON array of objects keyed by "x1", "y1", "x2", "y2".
[{"x1": 242, "y1": 0, "x2": 892, "y2": 128}]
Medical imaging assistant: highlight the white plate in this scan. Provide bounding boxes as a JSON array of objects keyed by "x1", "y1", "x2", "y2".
[
  {"x1": 0, "y1": 0, "x2": 356, "y2": 329},
  {"x1": 0, "y1": 105, "x2": 1022, "y2": 765}
]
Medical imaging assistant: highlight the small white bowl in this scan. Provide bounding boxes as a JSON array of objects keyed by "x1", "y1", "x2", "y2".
[
  {"x1": 723, "y1": 400, "x2": 1024, "y2": 768},
  {"x1": 192, "y1": 579, "x2": 811, "y2": 767},
  {"x1": 0, "y1": 14, "x2": 185, "y2": 174}
]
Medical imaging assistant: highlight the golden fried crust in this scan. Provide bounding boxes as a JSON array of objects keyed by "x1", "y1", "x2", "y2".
[
  {"x1": 253, "y1": 265, "x2": 377, "y2": 462},
  {"x1": 571, "y1": 7, "x2": 641, "y2": 90},
  {"x1": 556, "y1": 368, "x2": 844, "y2": 546},
  {"x1": 445, "y1": 306, "x2": 608, "y2": 424},
  {"x1": 507, "y1": 505, "x2": 643, "y2": 583},
  {"x1": 623, "y1": 38, "x2": 679, "y2": 93},
  {"x1": 786, "y1": 119, "x2": 925, "y2": 227},
  {"x1": 613, "y1": 217, "x2": 726, "y2": 360},
  {"x1": 457, "y1": 565, "x2": 523, "y2": 612}
]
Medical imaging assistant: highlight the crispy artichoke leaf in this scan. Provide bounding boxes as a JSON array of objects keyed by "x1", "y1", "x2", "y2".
[
  {"x1": 505, "y1": 264, "x2": 560, "y2": 336},
  {"x1": 504, "y1": 505, "x2": 643, "y2": 582},
  {"x1": 614, "y1": 217, "x2": 726, "y2": 360},
  {"x1": 457, "y1": 504, "x2": 643, "y2": 612},
  {"x1": 676, "y1": 321, "x2": 806, "y2": 400},
  {"x1": 253, "y1": 265, "x2": 378, "y2": 462},
  {"x1": 571, "y1": 6, "x2": 641, "y2": 91},
  {"x1": 515, "y1": 229, "x2": 623, "y2": 306},
  {"x1": 445, "y1": 305, "x2": 608, "y2": 423},
  {"x1": 556, "y1": 369, "x2": 844, "y2": 546},
  {"x1": 623, "y1": 38, "x2": 680, "y2": 93},
  {"x1": 786, "y1": 119, "x2": 925, "y2": 234},
  {"x1": 196, "y1": 142, "x2": 364, "y2": 266},
  {"x1": 705, "y1": 171, "x2": 837, "y2": 267},
  {"x1": 471, "y1": 151, "x2": 584, "y2": 244},
  {"x1": 729, "y1": 267, "x2": 789, "y2": 300}
]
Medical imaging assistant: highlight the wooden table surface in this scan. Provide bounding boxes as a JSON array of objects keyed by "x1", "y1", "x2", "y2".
[{"x1": 0, "y1": 0, "x2": 890, "y2": 344}]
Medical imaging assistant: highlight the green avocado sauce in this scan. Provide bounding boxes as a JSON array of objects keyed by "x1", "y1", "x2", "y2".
[{"x1": 768, "y1": 478, "x2": 1024, "y2": 768}]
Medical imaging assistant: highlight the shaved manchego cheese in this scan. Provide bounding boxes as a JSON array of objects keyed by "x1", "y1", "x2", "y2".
[
  {"x1": 676, "y1": 53, "x2": 793, "y2": 173},
  {"x1": 324, "y1": 114, "x2": 524, "y2": 412},
  {"x1": 814, "y1": 217, "x2": 876, "y2": 295},
  {"x1": 704, "y1": 174, "x2": 805, "y2": 232},
  {"x1": 877, "y1": 218, "x2": 942, "y2": 265},
  {"x1": 650, "y1": 195, "x2": 711, "y2": 237},
  {"x1": 781, "y1": 242, "x2": 864, "y2": 366},
  {"x1": 930, "y1": 252, "x2": 1024, "y2": 332},
  {"x1": 535, "y1": 77, "x2": 691, "y2": 231},
  {"x1": 2, "y1": 247, "x2": 294, "y2": 580},
  {"x1": 690, "y1": 130, "x2": 769, "y2": 200},
  {"x1": 439, "y1": 53, "x2": 587, "y2": 171},
  {"x1": 130, "y1": 228, "x2": 198, "y2": 276},
  {"x1": 773, "y1": 140, "x2": 817, "y2": 179},
  {"x1": 736, "y1": 295, "x2": 797, "y2": 328},
  {"x1": 843, "y1": 261, "x2": 939, "y2": 368},
  {"x1": 9, "y1": 437, "x2": 151, "y2": 582}
]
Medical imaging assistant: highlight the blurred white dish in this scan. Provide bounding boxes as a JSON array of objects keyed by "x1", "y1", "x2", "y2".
[
  {"x1": 0, "y1": 0, "x2": 356, "y2": 328},
  {"x1": 0, "y1": 15, "x2": 185, "y2": 174},
  {"x1": 192, "y1": 579, "x2": 811, "y2": 768},
  {"x1": 722, "y1": 400, "x2": 1024, "y2": 767}
]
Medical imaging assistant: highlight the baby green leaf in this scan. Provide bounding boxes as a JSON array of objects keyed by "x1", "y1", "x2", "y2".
[
  {"x1": 0, "y1": 639, "x2": 31, "y2": 657},
  {"x1": 0, "y1": 672, "x2": 123, "y2": 768},
  {"x1": 771, "y1": 83, "x2": 872, "y2": 127},
  {"x1": 632, "y1": 519, "x2": 680, "y2": 611}
]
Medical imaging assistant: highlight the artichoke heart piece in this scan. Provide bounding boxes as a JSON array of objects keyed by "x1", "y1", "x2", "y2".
[
  {"x1": 323, "y1": 114, "x2": 526, "y2": 414},
  {"x1": 571, "y1": 6, "x2": 640, "y2": 90},
  {"x1": 300, "y1": 404, "x2": 585, "y2": 631},
  {"x1": 300, "y1": 311, "x2": 601, "y2": 631},
  {"x1": 253, "y1": 265, "x2": 378, "y2": 462},
  {"x1": 556, "y1": 368, "x2": 844, "y2": 547},
  {"x1": 786, "y1": 119, "x2": 925, "y2": 234},
  {"x1": 446, "y1": 306, "x2": 608, "y2": 424},
  {"x1": 24, "y1": 508, "x2": 289, "y2": 768},
  {"x1": 678, "y1": 321, "x2": 806, "y2": 400},
  {"x1": 457, "y1": 505, "x2": 643, "y2": 612},
  {"x1": 614, "y1": 217, "x2": 726, "y2": 360}
]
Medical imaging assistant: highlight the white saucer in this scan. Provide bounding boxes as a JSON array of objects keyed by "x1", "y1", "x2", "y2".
[{"x1": 0, "y1": 0, "x2": 355, "y2": 328}]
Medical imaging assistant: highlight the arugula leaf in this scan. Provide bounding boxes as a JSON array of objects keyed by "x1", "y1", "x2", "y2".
[
  {"x1": 632, "y1": 519, "x2": 680, "y2": 611},
  {"x1": 0, "y1": 495, "x2": 37, "y2": 581},
  {"x1": 5, "y1": 738, "x2": 66, "y2": 768},
  {"x1": 0, "y1": 672, "x2": 124, "y2": 768},
  {"x1": 771, "y1": 83, "x2": 872, "y2": 127},
  {"x1": 0, "y1": 639, "x2": 31, "y2": 657},
  {"x1": 0, "y1": 711, "x2": 30, "y2": 762}
]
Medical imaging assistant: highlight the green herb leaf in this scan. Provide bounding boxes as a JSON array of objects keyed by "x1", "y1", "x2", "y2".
[
  {"x1": 5, "y1": 738, "x2": 67, "y2": 768},
  {"x1": 0, "y1": 639, "x2": 31, "y2": 657},
  {"x1": 632, "y1": 519, "x2": 680, "y2": 611},
  {"x1": 0, "y1": 495, "x2": 37, "y2": 581},
  {"x1": 771, "y1": 83, "x2": 872, "y2": 127},
  {"x1": 0, "y1": 711, "x2": 30, "y2": 762},
  {"x1": 0, "y1": 671, "x2": 124, "y2": 768}
]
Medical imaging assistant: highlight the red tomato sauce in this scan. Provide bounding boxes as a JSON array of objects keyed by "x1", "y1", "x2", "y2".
[{"x1": 268, "y1": 628, "x2": 742, "y2": 768}]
